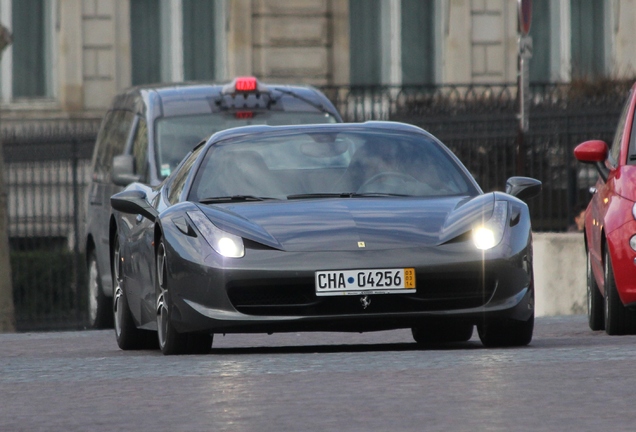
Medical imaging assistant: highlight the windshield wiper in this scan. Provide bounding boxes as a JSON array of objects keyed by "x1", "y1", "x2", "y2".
[
  {"x1": 199, "y1": 195, "x2": 276, "y2": 204},
  {"x1": 287, "y1": 192, "x2": 411, "y2": 200}
]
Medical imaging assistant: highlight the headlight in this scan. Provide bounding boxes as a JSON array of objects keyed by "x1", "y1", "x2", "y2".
[
  {"x1": 473, "y1": 201, "x2": 508, "y2": 250},
  {"x1": 632, "y1": 203, "x2": 636, "y2": 220},
  {"x1": 187, "y1": 210, "x2": 245, "y2": 258}
]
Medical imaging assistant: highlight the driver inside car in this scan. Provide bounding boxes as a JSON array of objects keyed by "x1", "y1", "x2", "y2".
[{"x1": 335, "y1": 140, "x2": 445, "y2": 195}]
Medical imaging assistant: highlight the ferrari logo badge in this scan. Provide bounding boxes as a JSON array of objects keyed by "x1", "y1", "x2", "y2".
[
  {"x1": 360, "y1": 296, "x2": 371, "y2": 309},
  {"x1": 358, "y1": 241, "x2": 366, "y2": 248}
]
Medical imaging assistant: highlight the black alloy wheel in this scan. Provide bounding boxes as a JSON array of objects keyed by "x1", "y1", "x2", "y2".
[{"x1": 156, "y1": 240, "x2": 213, "y2": 355}]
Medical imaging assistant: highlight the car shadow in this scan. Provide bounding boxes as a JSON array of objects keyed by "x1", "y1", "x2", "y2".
[{"x1": 209, "y1": 340, "x2": 483, "y2": 355}]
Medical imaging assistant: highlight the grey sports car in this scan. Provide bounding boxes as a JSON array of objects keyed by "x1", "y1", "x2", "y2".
[{"x1": 110, "y1": 121, "x2": 541, "y2": 354}]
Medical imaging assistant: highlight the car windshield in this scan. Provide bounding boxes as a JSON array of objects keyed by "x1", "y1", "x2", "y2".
[
  {"x1": 155, "y1": 111, "x2": 337, "y2": 179},
  {"x1": 188, "y1": 130, "x2": 478, "y2": 202}
]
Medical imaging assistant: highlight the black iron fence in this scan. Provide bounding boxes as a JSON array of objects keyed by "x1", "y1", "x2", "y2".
[
  {"x1": 3, "y1": 122, "x2": 99, "y2": 330},
  {"x1": 1, "y1": 81, "x2": 629, "y2": 330}
]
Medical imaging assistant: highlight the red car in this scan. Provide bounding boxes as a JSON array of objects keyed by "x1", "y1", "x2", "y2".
[{"x1": 574, "y1": 83, "x2": 636, "y2": 335}]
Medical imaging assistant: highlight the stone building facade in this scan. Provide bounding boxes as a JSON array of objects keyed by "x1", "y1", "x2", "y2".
[{"x1": 0, "y1": 0, "x2": 635, "y2": 124}]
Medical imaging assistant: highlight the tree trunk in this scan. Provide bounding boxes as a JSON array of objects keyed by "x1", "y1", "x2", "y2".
[
  {"x1": 0, "y1": 140, "x2": 15, "y2": 332},
  {"x1": 0, "y1": 24, "x2": 15, "y2": 332}
]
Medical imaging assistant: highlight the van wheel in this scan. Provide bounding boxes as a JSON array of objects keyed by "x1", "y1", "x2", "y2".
[{"x1": 87, "y1": 250, "x2": 113, "y2": 329}]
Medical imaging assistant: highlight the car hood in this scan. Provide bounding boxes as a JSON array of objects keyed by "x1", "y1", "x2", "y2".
[{"x1": 196, "y1": 194, "x2": 495, "y2": 252}]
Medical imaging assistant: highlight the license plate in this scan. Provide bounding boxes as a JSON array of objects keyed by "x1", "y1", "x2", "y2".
[{"x1": 315, "y1": 268, "x2": 416, "y2": 296}]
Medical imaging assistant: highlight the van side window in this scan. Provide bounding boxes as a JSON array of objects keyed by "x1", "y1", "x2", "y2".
[
  {"x1": 92, "y1": 110, "x2": 116, "y2": 181},
  {"x1": 94, "y1": 110, "x2": 135, "y2": 181},
  {"x1": 132, "y1": 117, "x2": 150, "y2": 183}
]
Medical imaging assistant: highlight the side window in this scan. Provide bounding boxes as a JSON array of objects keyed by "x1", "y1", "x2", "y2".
[
  {"x1": 167, "y1": 147, "x2": 203, "y2": 204},
  {"x1": 92, "y1": 111, "x2": 117, "y2": 181},
  {"x1": 95, "y1": 110, "x2": 136, "y2": 180},
  {"x1": 132, "y1": 117, "x2": 150, "y2": 183},
  {"x1": 609, "y1": 93, "x2": 632, "y2": 166}
]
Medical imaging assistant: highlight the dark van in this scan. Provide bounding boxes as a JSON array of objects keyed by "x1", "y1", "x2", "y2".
[{"x1": 85, "y1": 77, "x2": 342, "y2": 327}]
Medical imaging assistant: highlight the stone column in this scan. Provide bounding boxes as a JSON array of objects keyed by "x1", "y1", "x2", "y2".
[{"x1": 58, "y1": 0, "x2": 84, "y2": 111}]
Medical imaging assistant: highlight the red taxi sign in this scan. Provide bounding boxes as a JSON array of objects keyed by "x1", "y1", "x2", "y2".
[
  {"x1": 235, "y1": 76, "x2": 258, "y2": 92},
  {"x1": 221, "y1": 76, "x2": 269, "y2": 96}
]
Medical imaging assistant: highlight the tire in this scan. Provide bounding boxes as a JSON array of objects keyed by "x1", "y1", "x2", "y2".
[
  {"x1": 587, "y1": 249, "x2": 605, "y2": 331},
  {"x1": 156, "y1": 240, "x2": 190, "y2": 355},
  {"x1": 412, "y1": 322, "x2": 473, "y2": 345},
  {"x1": 187, "y1": 334, "x2": 214, "y2": 355},
  {"x1": 478, "y1": 314, "x2": 534, "y2": 348},
  {"x1": 155, "y1": 241, "x2": 213, "y2": 355},
  {"x1": 603, "y1": 245, "x2": 636, "y2": 335},
  {"x1": 112, "y1": 235, "x2": 148, "y2": 350},
  {"x1": 87, "y1": 250, "x2": 113, "y2": 329}
]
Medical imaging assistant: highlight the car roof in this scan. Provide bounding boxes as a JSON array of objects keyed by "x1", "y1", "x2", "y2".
[
  {"x1": 109, "y1": 78, "x2": 343, "y2": 121},
  {"x1": 206, "y1": 121, "x2": 433, "y2": 145}
]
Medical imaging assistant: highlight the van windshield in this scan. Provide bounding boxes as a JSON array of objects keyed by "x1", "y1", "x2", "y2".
[{"x1": 155, "y1": 111, "x2": 338, "y2": 179}]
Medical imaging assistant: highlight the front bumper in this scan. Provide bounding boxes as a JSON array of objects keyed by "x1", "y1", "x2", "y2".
[{"x1": 165, "y1": 240, "x2": 534, "y2": 334}]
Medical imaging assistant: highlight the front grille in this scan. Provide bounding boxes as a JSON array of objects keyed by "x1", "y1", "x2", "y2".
[{"x1": 227, "y1": 271, "x2": 497, "y2": 316}]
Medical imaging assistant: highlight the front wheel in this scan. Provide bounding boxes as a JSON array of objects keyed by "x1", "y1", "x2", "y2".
[
  {"x1": 478, "y1": 314, "x2": 534, "y2": 348},
  {"x1": 156, "y1": 240, "x2": 212, "y2": 355},
  {"x1": 603, "y1": 245, "x2": 636, "y2": 335}
]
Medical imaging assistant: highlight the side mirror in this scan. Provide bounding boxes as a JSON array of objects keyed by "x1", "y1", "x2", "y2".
[
  {"x1": 112, "y1": 154, "x2": 141, "y2": 187},
  {"x1": 574, "y1": 140, "x2": 608, "y2": 163},
  {"x1": 110, "y1": 189, "x2": 158, "y2": 221},
  {"x1": 574, "y1": 140, "x2": 610, "y2": 182},
  {"x1": 505, "y1": 177, "x2": 542, "y2": 202}
]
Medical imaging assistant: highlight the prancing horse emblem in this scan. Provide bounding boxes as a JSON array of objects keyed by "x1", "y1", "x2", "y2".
[{"x1": 360, "y1": 295, "x2": 371, "y2": 309}]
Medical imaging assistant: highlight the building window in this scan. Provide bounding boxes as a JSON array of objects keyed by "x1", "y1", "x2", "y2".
[
  {"x1": 349, "y1": 0, "x2": 435, "y2": 86},
  {"x1": 130, "y1": 0, "x2": 162, "y2": 85},
  {"x1": 571, "y1": 0, "x2": 605, "y2": 79},
  {"x1": 349, "y1": 0, "x2": 381, "y2": 86},
  {"x1": 529, "y1": 0, "x2": 551, "y2": 83},
  {"x1": 401, "y1": 0, "x2": 434, "y2": 85},
  {"x1": 183, "y1": 0, "x2": 215, "y2": 81},
  {"x1": 1, "y1": 0, "x2": 55, "y2": 101},
  {"x1": 131, "y1": 0, "x2": 223, "y2": 86}
]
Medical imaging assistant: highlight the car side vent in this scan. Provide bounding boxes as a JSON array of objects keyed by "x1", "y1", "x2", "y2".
[
  {"x1": 243, "y1": 238, "x2": 279, "y2": 251},
  {"x1": 440, "y1": 230, "x2": 472, "y2": 245},
  {"x1": 510, "y1": 205, "x2": 522, "y2": 227}
]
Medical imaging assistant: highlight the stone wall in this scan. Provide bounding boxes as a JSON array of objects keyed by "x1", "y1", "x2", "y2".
[
  {"x1": 81, "y1": 0, "x2": 130, "y2": 110},
  {"x1": 534, "y1": 232, "x2": 586, "y2": 317}
]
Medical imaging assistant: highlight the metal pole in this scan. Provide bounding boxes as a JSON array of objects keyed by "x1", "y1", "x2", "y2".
[{"x1": 71, "y1": 138, "x2": 82, "y2": 327}]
